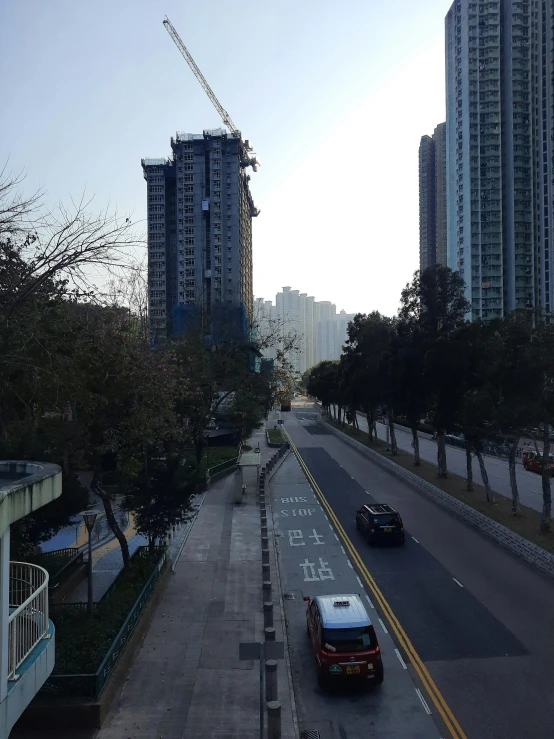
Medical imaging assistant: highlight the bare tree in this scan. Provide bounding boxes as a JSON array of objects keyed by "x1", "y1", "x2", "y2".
[
  {"x1": 1, "y1": 177, "x2": 144, "y2": 325},
  {"x1": 103, "y1": 258, "x2": 149, "y2": 343},
  {"x1": 0, "y1": 164, "x2": 43, "y2": 236}
]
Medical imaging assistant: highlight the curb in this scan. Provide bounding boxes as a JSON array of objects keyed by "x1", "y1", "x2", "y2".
[
  {"x1": 170, "y1": 491, "x2": 208, "y2": 573},
  {"x1": 264, "y1": 449, "x2": 299, "y2": 738},
  {"x1": 322, "y1": 418, "x2": 554, "y2": 580}
]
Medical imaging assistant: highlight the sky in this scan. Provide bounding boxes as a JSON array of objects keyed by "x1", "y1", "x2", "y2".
[{"x1": 0, "y1": 0, "x2": 451, "y2": 317}]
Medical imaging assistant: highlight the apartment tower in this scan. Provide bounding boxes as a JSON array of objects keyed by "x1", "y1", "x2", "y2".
[
  {"x1": 142, "y1": 128, "x2": 258, "y2": 341},
  {"x1": 446, "y1": 0, "x2": 554, "y2": 320},
  {"x1": 419, "y1": 122, "x2": 447, "y2": 271}
]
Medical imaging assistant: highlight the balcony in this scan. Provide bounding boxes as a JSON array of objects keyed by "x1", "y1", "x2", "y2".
[
  {"x1": 0, "y1": 460, "x2": 62, "y2": 737},
  {"x1": 9, "y1": 562, "x2": 51, "y2": 682}
]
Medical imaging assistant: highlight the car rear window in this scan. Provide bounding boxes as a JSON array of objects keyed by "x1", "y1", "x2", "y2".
[
  {"x1": 322, "y1": 626, "x2": 375, "y2": 652},
  {"x1": 374, "y1": 514, "x2": 399, "y2": 526}
]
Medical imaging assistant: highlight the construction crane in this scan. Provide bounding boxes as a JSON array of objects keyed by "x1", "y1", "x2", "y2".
[{"x1": 163, "y1": 16, "x2": 260, "y2": 189}]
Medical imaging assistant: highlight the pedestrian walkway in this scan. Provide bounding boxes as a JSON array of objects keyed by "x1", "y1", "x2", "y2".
[{"x1": 96, "y1": 426, "x2": 297, "y2": 739}]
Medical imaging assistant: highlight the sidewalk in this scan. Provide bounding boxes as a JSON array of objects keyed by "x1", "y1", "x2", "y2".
[{"x1": 95, "y1": 426, "x2": 297, "y2": 739}]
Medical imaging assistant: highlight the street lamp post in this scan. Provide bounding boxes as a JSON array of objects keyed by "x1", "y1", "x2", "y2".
[{"x1": 80, "y1": 509, "x2": 101, "y2": 616}]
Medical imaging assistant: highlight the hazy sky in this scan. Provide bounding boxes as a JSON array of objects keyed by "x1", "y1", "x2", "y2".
[{"x1": 1, "y1": 0, "x2": 450, "y2": 317}]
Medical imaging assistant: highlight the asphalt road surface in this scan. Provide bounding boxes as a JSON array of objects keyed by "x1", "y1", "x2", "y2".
[
  {"x1": 274, "y1": 404, "x2": 554, "y2": 739},
  {"x1": 351, "y1": 410, "x2": 546, "y2": 514},
  {"x1": 270, "y1": 454, "x2": 441, "y2": 739}
]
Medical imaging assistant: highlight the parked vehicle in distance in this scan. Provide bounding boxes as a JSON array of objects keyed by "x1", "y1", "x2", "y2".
[
  {"x1": 280, "y1": 401, "x2": 291, "y2": 412},
  {"x1": 356, "y1": 503, "x2": 405, "y2": 545},
  {"x1": 522, "y1": 450, "x2": 554, "y2": 475},
  {"x1": 304, "y1": 593, "x2": 383, "y2": 687}
]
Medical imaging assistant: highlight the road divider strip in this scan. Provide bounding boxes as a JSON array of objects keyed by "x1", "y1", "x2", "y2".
[{"x1": 284, "y1": 428, "x2": 467, "y2": 739}]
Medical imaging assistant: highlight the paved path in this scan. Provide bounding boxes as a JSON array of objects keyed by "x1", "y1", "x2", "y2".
[
  {"x1": 70, "y1": 533, "x2": 148, "y2": 602},
  {"x1": 94, "y1": 428, "x2": 297, "y2": 739}
]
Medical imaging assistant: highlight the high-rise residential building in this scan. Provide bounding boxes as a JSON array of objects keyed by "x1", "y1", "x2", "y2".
[
  {"x1": 445, "y1": 0, "x2": 554, "y2": 320},
  {"x1": 419, "y1": 134, "x2": 436, "y2": 270},
  {"x1": 435, "y1": 122, "x2": 448, "y2": 266},
  {"x1": 258, "y1": 288, "x2": 354, "y2": 373},
  {"x1": 419, "y1": 122, "x2": 447, "y2": 271},
  {"x1": 142, "y1": 128, "x2": 258, "y2": 341}
]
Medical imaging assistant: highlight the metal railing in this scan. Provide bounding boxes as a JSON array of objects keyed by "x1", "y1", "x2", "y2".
[
  {"x1": 207, "y1": 441, "x2": 242, "y2": 478},
  {"x1": 207, "y1": 457, "x2": 238, "y2": 477},
  {"x1": 8, "y1": 562, "x2": 50, "y2": 680},
  {"x1": 42, "y1": 548, "x2": 167, "y2": 699}
]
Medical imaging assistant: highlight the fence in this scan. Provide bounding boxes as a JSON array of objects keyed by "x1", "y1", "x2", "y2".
[
  {"x1": 443, "y1": 434, "x2": 524, "y2": 461},
  {"x1": 42, "y1": 547, "x2": 167, "y2": 699},
  {"x1": 206, "y1": 441, "x2": 242, "y2": 479},
  {"x1": 8, "y1": 562, "x2": 50, "y2": 680},
  {"x1": 31, "y1": 548, "x2": 84, "y2": 593}
]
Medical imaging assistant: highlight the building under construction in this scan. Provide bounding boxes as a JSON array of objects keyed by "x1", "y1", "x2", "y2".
[{"x1": 142, "y1": 129, "x2": 259, "y2": 341}]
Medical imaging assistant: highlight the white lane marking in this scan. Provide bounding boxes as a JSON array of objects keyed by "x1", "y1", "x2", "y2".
[
  {"x1": 453, "y1": 578, "x2": 464, "y2": 588},
  {"x1": 355, "y1": 575, "x2": 363, "y2": 588},
  {"x1": 411, "y1": 536, "x2": 419, "y2": 543},
  {"x1": 346, "y1": 560, "x2": 353, "y2": 569},
  {"x1": 378, "y1": 618, "x2": 388, "y2": 634},
  {"x1": 365, "y1": 594, "x2": 375, "y2": 609},
  {"x1": 328, "y1": 524, "x2": 333, "y2": 531},
  {"x1": 350, "y1": 475, "x2": 355, "y2": 479},
  {"x1": 340, "y1": 546, "x2": 346, "y2": 554},
  {"x1": 394, "y1": 648, "x2": 407, "y2": 669},
  {"x1": 333, "y1": 533, "x2": 339, "y2": 541},
  {"x1": 415, "y1": 688, "x2": 432, "y2": 714}
]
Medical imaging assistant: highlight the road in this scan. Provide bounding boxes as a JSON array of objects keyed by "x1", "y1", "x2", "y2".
[
  {"x1": 273, "y1": 404, "x2": 554, "y2": 739},
  {"x1": 349, "y1": 410, "x2": 546, "y2": 514},
  {"x1": 270, "y1": 454, "x2": 441, "y2": 739}
]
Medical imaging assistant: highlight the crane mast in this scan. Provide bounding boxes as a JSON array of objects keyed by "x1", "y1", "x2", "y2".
[{"x1": 163, "y1": 16, "x2": 240, "y2": 139}]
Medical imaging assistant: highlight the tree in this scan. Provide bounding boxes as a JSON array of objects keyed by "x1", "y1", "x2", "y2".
[
  {"x1": 306, "y1": 361, "x2": 340, "y2": 416},
  {"x1": 123, "y1": 458, "x2": 195, "y2": 548},
  {"x1": 524, "y1": 316, "x2": 554, "y2": 531},
  {"x1": 341, "y1": 312, "x2": 392, "y2": 444},
  {"x1": 482, "y1": 314, "x2": 538, "y2": 514},
  {"x1": 0, "y1": 165, "x2": 42, "y2": 237},
  {"x1": 388, "y1": 320, "x2": 427, "y2": 465},
  {"x1": 399, "y1": 265, "x2": 470, "y2": 478}
]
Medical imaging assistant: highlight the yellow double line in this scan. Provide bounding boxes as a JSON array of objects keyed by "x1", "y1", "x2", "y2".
[{"x1": 284, "y1": 430, "x2": 467, "y2": 739}]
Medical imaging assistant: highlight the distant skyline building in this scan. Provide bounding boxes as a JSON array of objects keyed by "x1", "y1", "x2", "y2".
[
  {"x1": 256, "y1": 287, "x2": 355, "y2": 374},
  {"x1": 419, "y1": 122, "x2": 447, "y2": 271},
  {"x1": 142, "y1": 128, "x2": 258, "y2": 340},
  {"x1": 445, "y1": 0, "x2": 554, "y2": 320}
]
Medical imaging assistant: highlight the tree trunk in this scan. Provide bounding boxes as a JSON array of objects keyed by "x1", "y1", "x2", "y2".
[
  {"x1": 540, "y1": 422, "x2": 552, "y2": 532},
  {"x1": 436, "y1": 431, "x2": 448, "y2": 478},
  {"x1": 366, "y1": 410, "x2": 374, "y2": 442},
  {"x1": 475, "y1": 449, "x2": 494, "y2": 503},
  {"x1": 411, "y1": 427, "x2": 421, "y2": 466},
  {"x1": 194, "y1": 435, "x2": 204, "y2": 465},
  {"x1": 465, "y1": 444, "x2": 473, "y2": 492},
  {"x1": 508, "y1": 436, "x2": 521, "y2": 516},
  {"x1": 387, "y1": 408, "x2": 397, "y2": 455},
  {"x1": 96, "y1": 485, "x2": 131, "y2": 569}
]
